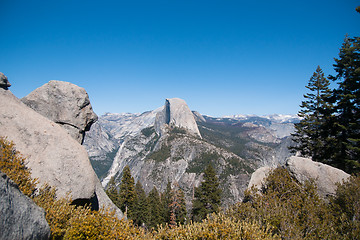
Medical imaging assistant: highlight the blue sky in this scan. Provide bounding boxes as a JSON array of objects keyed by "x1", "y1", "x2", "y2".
[{"x1": 1, "y1": 1, "x2": 359, "y2": 117}]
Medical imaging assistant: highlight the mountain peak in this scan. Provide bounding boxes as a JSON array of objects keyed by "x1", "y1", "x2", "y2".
[{"x1": 155, "y1": 98, "x2": 202, "y2": 138}]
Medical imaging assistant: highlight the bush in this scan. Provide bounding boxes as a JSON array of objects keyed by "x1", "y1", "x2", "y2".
[
  {"x1": 0, "y1": 137, "x2": 37, "y2": 196},
  {"x1": 154, "y1": 213, "x2": 278, "y2": 240},
  {"x1": 228, "y1": 167, "x2": 336, "y2": 239},
  {"x1": 330, "y1": 174, "x2": 360, "y2": 239}
]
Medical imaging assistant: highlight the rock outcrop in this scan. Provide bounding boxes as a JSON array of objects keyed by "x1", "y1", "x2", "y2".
[
  {"x1": 0, "y1": 72, "x2": 11, "y2": 90},
  {"x1": 155, "y1": 98, "x2": 202, "y2": 138},
  {"x1": 247, "y1": 166, "x2": 272, "y2": 190},
  {"x1": 0, "y1": 86, "x2": 123, "y2": 218},
  {"x1": 0, "y1": 172, "x2": 50, "y2": 240},
  {"x1": 0, "y1": 88, "x2": 97, "y2": 200},
  {"x1": 21, "y1": 80, "x2": 98, "y2": 144},
  {"x1": 286, "y1": 156, "x2": 350, "y2": 197},
  {"x1": 248, "y1": 156, "x2": 350, "y2": 198}
]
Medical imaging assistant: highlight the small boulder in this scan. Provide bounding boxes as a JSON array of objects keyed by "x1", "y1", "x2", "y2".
[
  {"x1": 21, "y1": 80, "x2": 98, "y2": 144},
  {"x1": 0, "y1": 72, "x2": 11, "y2": 90},
  {"x1": 0, "y1": 171, "x2": 50, "y2": 240}
]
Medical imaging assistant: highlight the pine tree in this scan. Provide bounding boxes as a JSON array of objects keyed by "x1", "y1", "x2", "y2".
[
  {"x1": 290, "y1": 66, "x2": 333, "y2": 162},
  {"x1": 147, "y1": 186, "x2": 163, "y2": 229},
  {"x1": 105, "y1": 176, "x2": 120, "y2": 207},
  {"x1": 328, "y1": 36, "x2": 360, "y2": 173},
  {"x1": 191, "y1": 164, "x2": 221, "y2": 222},
  {"x1": 161, "y1": 180, "x2": 173, "y2": 225},
  {"x1": 118, "y1": 165, "x2": 137, "y2": 219},
  {"x1": 133, "y1": 181, "x2": 148, "y2": 226}
]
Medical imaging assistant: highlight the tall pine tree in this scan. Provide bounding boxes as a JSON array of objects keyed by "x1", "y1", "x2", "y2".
[
  {"x1": 290, "y1": 66, "x2": 333, "y2": 162},
  {"x1": 133, "y1": 181, "x2": 148, "y2": 226},
  {"x1": 105, "y1": 176, "x2": 120, "y2": 207},
  {"x1": 118, "y1": 165, "x2": 137, "y2": 219},
  {"x1": 191, "y1": 164, "x2": 221, "y2": 222},
  {"x1": 329, "y1": 36, "x2": 360, "y2": 173},
  {"x1": 147, "y1": 186, "x2": 163, "y2": 229},
  {"x1": 161, "y1": 180, "x2": 173, "y2": 225}
]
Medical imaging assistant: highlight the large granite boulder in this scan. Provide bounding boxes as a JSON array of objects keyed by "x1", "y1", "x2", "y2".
[
  {"x1": 21, "y1": 80, "x2": 98, "y2": 144},
  {"x1": 155, "y1": 98, "x2": 202, "y2": 138},
  {"x1": 0, "y1": 72, "x2": 11, "y2": 90},
  {"x1": 248, "y1": 156, "x2": 350, "y2": 198},
  {"x1": 0, "y1": 172, "x2": 50, "y2": 240},
  {"x1": 0, "y1": 87, "x2": 124, "y2": 218},
  {"x1": 286, "y1": 156, "x2": 350, "y2": 197},
  {"x1": 0, "y1": 88, "x2": 97, "y2": 200}
]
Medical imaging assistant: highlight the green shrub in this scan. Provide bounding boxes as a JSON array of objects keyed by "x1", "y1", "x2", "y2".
[
  {"x1": 228, "y1": 168, "x2": 336, "y2": 239},
  {"x1": 330, "y1": 174, "x2": 360, "y2": 239}
]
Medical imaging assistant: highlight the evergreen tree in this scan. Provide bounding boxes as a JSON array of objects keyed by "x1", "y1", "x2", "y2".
[
  {"x1": 147, "y1": 186, "x2": 163, "y2": 229},
  {"x1": 105, "y1": 176, "x2": 120, "y2": 207},
  {"x1": 118, "y1": 165, "x2": 137, "y2": 218},
  {"x1": 133, "y1": 181, "x2": 148, "y2": 226},
  {"x1": 328, "y1": 36, "x2": 360, "y2": 173},
  {"x1": 290, "y1": 66, "x2": 333, "y2": 162},
  {"x1": 161, "y1": 180, "x2": 173, "y2": 225},
  {"x1": 191, "y1": 164, "x2": 221, "y2": 222}
]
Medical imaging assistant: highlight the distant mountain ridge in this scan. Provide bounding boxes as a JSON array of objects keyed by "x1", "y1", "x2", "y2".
[
  {"x1": 223, "y1": 114, "x2": 299, "y2": 123},
  {"x1": 83, "y1": 99, "x2": 298, "y2": 208}
]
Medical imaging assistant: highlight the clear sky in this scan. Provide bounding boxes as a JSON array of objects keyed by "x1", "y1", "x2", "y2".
[{"x1": 1, "y1": 1, "x2": 359, "y2": 117}]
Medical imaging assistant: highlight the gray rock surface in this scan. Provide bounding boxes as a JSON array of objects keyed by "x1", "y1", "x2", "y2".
[
  {"x1": 155, "y1": 98, "x2": 202, "y2": 138},
  {"x1": 0, "y1": 88, "x2": 97, "y2": 200},
  {"x1": 192, "y1": 111, "x2": 206, "y2": 122},
  {"x1": 0, "y1": 72, "x2": 11, "y2": 90},
  {"x1": 95, "y1": 179, "x2": 124, "y2": 218},
  {"x1": 286, "y1": 156, "x2": 350, "y2": 197},
  {"x1": 0, "y1": 172, "x2": 50, "y2": 240},
  {"x1": 21, "y1": 80, "x2": 98, "y2": 144},
  {"x1": 247, "y1": 166, "x2": 272, "y2": 190},
  {"x1": 0, "y1": 88, "x2": 124, "y2": 218}
]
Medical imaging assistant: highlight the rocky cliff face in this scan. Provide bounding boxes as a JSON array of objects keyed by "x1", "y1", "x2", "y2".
[
  {"x1": 21, "y1": 80, "x2": 98, "y2": 144},
  {"x1": 0, "y1": 172, "x2": 50, "y2": 240},
  {"x1": 155, "y1": 98, "x2": 202, "y2": 138}
]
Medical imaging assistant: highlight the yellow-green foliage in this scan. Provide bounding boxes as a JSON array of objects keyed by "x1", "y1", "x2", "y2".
[
  {"x1": 32, "y1": 184, "x2": 149, "y2": 240},
  {"x1": 154, "y1": 213, "x2": 278, "y2": 240},
  {"x1": 0, "y1": 137, "x2": 37, "y2": 197},
  {"x1": 64, "y1": 208, "x2": 147, "y2": 240}
]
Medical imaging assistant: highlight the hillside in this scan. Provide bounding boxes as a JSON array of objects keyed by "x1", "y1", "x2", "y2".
[{"x1": 83, "y1": 98, "x2": 298, "y2": 208}]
